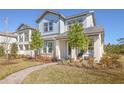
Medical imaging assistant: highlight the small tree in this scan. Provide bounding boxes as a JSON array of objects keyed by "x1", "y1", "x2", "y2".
[
  {"x1": 67, "y1": 23, "x2": 89, "y2": 60},
  {"x1": 10, "y1": 43, "x2": 18, "y2": 58},
  {"x1": 30, "y1": 30, "x2": 43, "y2": 57},
  {"x1": 0, "y1": 46, "x2": 5, "y2": 57}
]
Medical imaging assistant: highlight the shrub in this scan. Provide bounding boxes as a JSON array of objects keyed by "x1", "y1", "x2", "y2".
[
  {"x1": 10, "y1": 43, "x2": 18, "y2": 58},
  {"x1": 87, "y1": 56, "x2": 95, "y2": 68},
  {"x1": 105, "y1": 44, "x2": 124, "y2": 54},
  {"x1": 79, "y1": 57, "x2": 83, "y2": 62},
  {"x1": 109, "y1": 54, "x2": 119, "y2": 62},
  {"x1": 100, "y1": 55, "x2": 111, "y2": 68},
  {"x1": 100, "y1": 54, "x2": 121, "y2": 68},
  {"x1": 35, "y1": 55, "x2": 57, "y2": 63},
  {"x1": 88, "y1": 56, "x2": 94, "y2": 64},
  {"x1": 0, "y1": 46, "x2": 5, "y2": 57}
]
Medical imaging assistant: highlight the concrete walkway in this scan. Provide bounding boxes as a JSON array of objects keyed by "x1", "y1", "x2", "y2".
[{"x1": 0, "y1": 62, "x2": 57, "y2": 84}]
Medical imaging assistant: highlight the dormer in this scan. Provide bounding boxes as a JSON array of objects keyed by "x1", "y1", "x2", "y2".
[{"x1": 65, "y1": 11, "x2": 96, "y2": 30}]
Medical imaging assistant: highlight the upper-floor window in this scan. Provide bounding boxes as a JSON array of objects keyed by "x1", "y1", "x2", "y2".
[
  {"x1": 77, "y1": 18, "x2": 83, "y2": 23},
  {"x1": 19, "y1": 35, "x2": 23, "y2": 42},
  {"x1": 67, "y1": 17, "x2": 84, "y2": 30},
  {"x1": 49, "y1": 21, "x2": 53, "y2": 31},
  {"x1": 44, "y1": 20, "x2": 53, "y2": 32},
  {"x1": 44, "y1": 23, "x2": 48, "y2": 32},
  {"x1": 25, "y1": 31, "x2": 29, "y2": 41}
]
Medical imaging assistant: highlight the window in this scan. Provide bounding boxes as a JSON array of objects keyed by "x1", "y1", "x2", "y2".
[
  {"x1": 88, "y1": 41, "x2": 94, "y2": 56},
  {"x1": 25, "y1": 44, "x2": 30, "y2": 50},
  {"x1": 19, "y1": 35, "x2": 23, "y2": 42},
  {"x1": 43, "y1": 41, "x2": 54, "y2": 54},
  {"x1": 49, "y1": 21, "x2": 53, "y2": 31},
  {"x1": 44, "y1": 21, "x2": 53, "y2": 32},
  {"x1": 78, "y1": 18, "x2": 83, "y2": 23},
  {"x1": 25, "y1": 31, "x2": 29, "y2": 41},
  {"x1": 48, "y1": 41, "x2": 53, "y2": 53},
  {"x1": 19, "y1": 45, "x2": 23, "y2": 50},
  {"x1": 43, "y1": 41, "x2": 47, "y2": 53},
  {"x1": 44, "y1": 23, "x2": 48, "y2": 32}
]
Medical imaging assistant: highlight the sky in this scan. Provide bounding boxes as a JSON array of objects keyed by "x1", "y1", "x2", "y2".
[{"x1": 0, "y1": 9, "x2": 124, "y2": 44}]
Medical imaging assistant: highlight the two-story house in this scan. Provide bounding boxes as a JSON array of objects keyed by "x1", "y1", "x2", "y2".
[
  {"x1": 36, "y1": 10, "x2": 104, "y2": 62},
  {"x1": 16, "y1": 24, "x2": 36, "y2": 56}
]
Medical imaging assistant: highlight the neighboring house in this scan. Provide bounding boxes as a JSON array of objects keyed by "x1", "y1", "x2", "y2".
[
  {"x1": 0, "y1": 24, "x2": 36, "y2": 56},
  {"x1": 36, "y1": 10, "x2": 104, "y2": 62},
  {"x1": 0, "y1": 32, "x2": 16, "y2": 54},
  {"x1": 16, "y1": 24, "x2": 36, "y2": 56}
]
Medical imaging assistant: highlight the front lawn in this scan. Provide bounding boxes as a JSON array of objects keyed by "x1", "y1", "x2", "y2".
[
  {"x1": 23, "y1": 55, "x2": 124, "y2": 84},
  {"x1": 0, "y1": 58, "x2": 43, "y2": 80}
]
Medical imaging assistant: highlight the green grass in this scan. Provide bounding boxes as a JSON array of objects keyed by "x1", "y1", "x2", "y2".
[
  {"x1": 23, "y1": 55, "x2": 124, "y2": 84},
  {"x1": 0, "y1": 58, "x2": 43, "y2": 80}
]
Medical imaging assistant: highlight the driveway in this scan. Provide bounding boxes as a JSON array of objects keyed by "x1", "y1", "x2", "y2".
[{"x1": 0, "y1": 62, "x2": 57, "y2": 84}]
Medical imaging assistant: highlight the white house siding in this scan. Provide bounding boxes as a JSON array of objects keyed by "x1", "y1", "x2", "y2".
[
  {"x1": 59, "y1": 18, "x2": 65, "y2": 34},
  {"x1": 55, "y1": 40, "x2": 61, "y2": 59},
  {"x1": 0, "y1": 35, "x2": 16, "y2": 54},
  {"x1": 94, "y1": 34, "x2": 103, "y2": 62},
  {"x1": 39, "y1": 13, "x2": 60, "y2": 36},
  {"x1": 16, "y1": 29, "x2": 33, "y2": 56},
  {"x1": 85, "y1": 14, "x2": 95, "y2": 28},
  {"x1": 0, "y1": 35, "x2": 16, "y2": 44},
  {"x1": 65, "y1": 14, "x2": 94, "y2": 31},
  {"x1": 59, "y1": 40, "x2": 67, "y2": 59}
]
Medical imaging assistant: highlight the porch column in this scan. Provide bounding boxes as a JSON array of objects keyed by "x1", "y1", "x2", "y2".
[
  {"x1": 94, "y1": 34, "x2": 102, "y2": 62},
  {"x1": 71, "y1": 48, "x2": 76, "y2": 61},
  {"x1": 55, "y1": 40, "x2": 61, "y2": 60}
]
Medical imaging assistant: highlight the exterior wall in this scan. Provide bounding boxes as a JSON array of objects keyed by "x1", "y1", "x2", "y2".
[
  {"x1": 59, "y1": 40, "x2": 67, "y2": 59},
  {"x1": 85, "y1": 14, "x2": 95, "y2": 28},
  {"x1": 65, "y1": 14, "x2": 94, "y2": 31},
  {"x1": 94, "y1": 34, "x2": 103, "y2": 62},
  {"x1": 59, "y1": 18, "x2": 65, "y2": 34},
  {"x1": 39, "y1": 13, "x2": 60, "y2": 36},
  {"x1": 0, "y1": 35, "x2": 16, "y2": 44},
  {"x1": 55, "y1": 40, "x2": 61, "y2": 59},
  {"x1": 0, "y1": 35, "x2": 16, "y2": 54},
  {"x1": 16, "y1": 29, "x2": 33, "y2": 56}
]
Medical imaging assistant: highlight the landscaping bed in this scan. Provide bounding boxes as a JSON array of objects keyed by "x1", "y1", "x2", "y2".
[{"x1": 23, "y1": 55, "x2": 124, "y2": 84}]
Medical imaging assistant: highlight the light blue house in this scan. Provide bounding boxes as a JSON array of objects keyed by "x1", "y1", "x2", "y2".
[{"x1": 36, "y1": 10, "x2": 104, "y2": 62}]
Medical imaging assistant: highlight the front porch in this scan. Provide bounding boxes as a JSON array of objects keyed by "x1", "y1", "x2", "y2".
[{"x1": 40, "y1": 33, "x2": 103, "y2": 62}]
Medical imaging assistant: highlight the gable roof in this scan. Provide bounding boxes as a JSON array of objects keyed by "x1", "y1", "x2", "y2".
[
  {"x1": 36, "y1": 10, "x2": 95, "y2": 25},
  {"x1": 16, "y1": 24, "x2": 37, "y2": 31},
  {"x1": 66, "y1": 10, "x2": 94, "y2": 20},
  {"x1": 36, "y1": 10, "x2": 66, "y2": 23}
]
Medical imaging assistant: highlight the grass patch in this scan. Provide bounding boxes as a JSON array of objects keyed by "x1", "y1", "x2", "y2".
[
  {"x1": 0, "y1": 58, "x2": 43, "y2": 80},
  {"x1": 23, "y1": 55, "x2": 124, "y2": 84}
]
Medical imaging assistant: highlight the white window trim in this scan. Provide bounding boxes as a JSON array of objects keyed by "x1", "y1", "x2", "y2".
[
  {"x1": 43, "y1": 21, "x2": 53, "y2": 33},
  {"x1": 43, "y1": 41, "x2": 54, "y2": 54}
]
